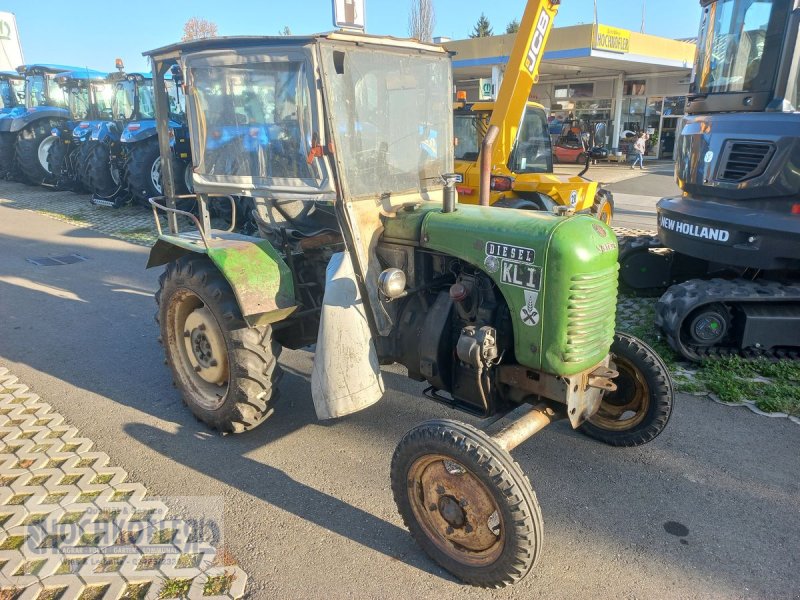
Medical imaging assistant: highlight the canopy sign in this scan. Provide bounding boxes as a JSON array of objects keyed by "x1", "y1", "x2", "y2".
[{"x1": 593, "y1": 24, "x2": 630, "y2": 54}]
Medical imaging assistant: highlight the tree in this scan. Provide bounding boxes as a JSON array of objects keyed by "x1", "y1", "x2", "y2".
[
  {"x1": 469, "y1": 13, "x2": 493, "y2": 38},
  {"x1": 408, "y1": 0, "x2": 436, "y2": 43},
  {"x1": 505, "y1": 19, "x2": 520, "y2": 34},
  {"x1": 181, "y1": 17, "x2": 218, "y2": 42},
  {"x1": 279, "y1": 26, "x2": 292, "y2": 36}
]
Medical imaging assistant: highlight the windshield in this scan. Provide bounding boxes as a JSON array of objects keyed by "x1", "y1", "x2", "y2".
[
  {"x1": 693, "y1": 0, "x2": 789, "y2": 95},
  {"x1": 26, "y1": 75, "x2": 68, "y2": 108},
  {"x1": 137, "y1": 81, "x2": 156, "y2": 119},
  {"x1": 68, "y1": 87, "x2": 90, "y2": 119},
  {"x1": 509, "y1": 107, "x2": 552, "y2": 174},
  {"x1": 188, "y1": 60, "x2": 316, "y2": 182},
  {"x1": 113, "y1": 80, "x2": 136, "y2": 120},
  {"x1": 0, "y1": 79, "x2": 21, "y2": 108},
  {"x1": 453, "y1": 111, "x2": 487, "y2": 162},
  {"x1": 321, "y1": 45, "x2": 452, "y2": 199},
  {"x1": 166, "y1": 80, "x2": 185, "y2": 116},
  {"x1": 91, "y1": 83, "x2": 114, "y2": 118}
]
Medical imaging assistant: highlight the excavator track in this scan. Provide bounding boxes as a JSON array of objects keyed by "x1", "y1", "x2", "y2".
[{"x1": 655, "y1": 278, "x2": 800, "y2": 362}]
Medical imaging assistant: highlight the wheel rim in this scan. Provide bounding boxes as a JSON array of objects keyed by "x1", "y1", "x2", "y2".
[
  {"x1": 590, "y1": 356, "x2": 649, "y2": 431},
  {"x1": 407, "y1": 454, "x2": 504, "y2": 566},
  {"x1": 38, "y1": 137, "x2": 56, "y2": 172},
  {"x1": 598, "y1": 202, "x2": 612, "y2": 224},
  {"x1": 110, "y1": 163, "x2": 121, "y2": 186},
  {"x1": 169, "y1": 289, "x2": 229, "y2": 411},
  {"x1": 689, "y1": 311, "x2": 727, "y2": 345},
  {"x1": 151, "y1": 156, "x2": 162, "y2": 194}
]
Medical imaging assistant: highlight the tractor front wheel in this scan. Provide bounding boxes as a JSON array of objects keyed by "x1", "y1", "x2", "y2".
[
  {"x1": 579, "y1": 332, "x2": 673, "y2": 447},
  {"x1": 86, "y1": 142, "x2": 124, "y2": 203},
  {"x1": 16, "y1": 120, "x2": 59, "y2": 185},
  {"x1": 46, "y1": 137, "x2": 70, "y2": 190},
  {"x1": 391, "y1": 419, "x2": 543, "y2": 588},
  {"x1": 156, "y1": 255, "x2": 283, "y2": 433}
]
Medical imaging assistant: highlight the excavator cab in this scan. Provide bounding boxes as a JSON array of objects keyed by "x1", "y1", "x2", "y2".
[{"x1": 618, "y1": 0, "x2": 800, "y2": 360}]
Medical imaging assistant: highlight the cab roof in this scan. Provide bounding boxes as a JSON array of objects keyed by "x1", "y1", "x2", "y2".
[
  {"x1": 16, "y1": 64, "x2": 85, "y2": 75},
  {"x1": 0, "y1": 70, "x2": 23, "y2": 80},
  {"x1": 55, "y1": 69, "x2": 109, "y2": 83},
  {"x1": 143, "y1": 32, "x2": 447, "y2": 60}
]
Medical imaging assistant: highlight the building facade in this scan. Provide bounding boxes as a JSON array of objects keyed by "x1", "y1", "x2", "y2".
[{"x1": 444, "y1": 24, "x2": 696, "y2": 159}]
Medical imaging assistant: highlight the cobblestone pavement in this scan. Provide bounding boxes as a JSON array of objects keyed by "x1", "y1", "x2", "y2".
[
  {"x1": 0, "y1": 367, "x2": 248, "y2": 599},
  {"x1": 0, "y1": 182, "x2": 159, "y2": 248}
]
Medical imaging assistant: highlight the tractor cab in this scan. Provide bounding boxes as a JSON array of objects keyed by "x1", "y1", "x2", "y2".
[
  {"x1": 111, "y1": 67, "x2": 192, "y2": 206},
  {"x1": 52, "y1": 70, "x2": 112, "y2": 141},
  {"x1": 454, "y1": 100, "x2": 553, "y2": 202},
  {"x1": 143, "y1": 33, "x2": 671, "y2": 588}
]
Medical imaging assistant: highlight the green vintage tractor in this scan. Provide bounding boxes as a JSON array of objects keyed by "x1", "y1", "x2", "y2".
[{"x1": 144, "y1": 34, "x2": 673, "y2": 587}]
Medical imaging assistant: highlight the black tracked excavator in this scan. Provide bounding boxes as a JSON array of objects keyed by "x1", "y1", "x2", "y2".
[{"x1": 618, "y1": 0, "x2": 800, "y2": 361}]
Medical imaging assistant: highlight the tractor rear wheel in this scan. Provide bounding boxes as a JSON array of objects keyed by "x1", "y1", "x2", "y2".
[
  {"x1": 579, "y1": 332, "x2": 673, "y2": 447},
  {"x1": 86, "y1": 142, "x2": 124, "y2": 203},
  {"x1": 391, "y1": 419, "x2": 542, "y2": 588},
  {"x1": 125, "y1": 136, "x2": 186, "y2": 207},
  {"x1": 591, "y1": 189, "x2": 614, "y2": 224},
  {"x1": 156, "y1": 255, "x2": 283, "y2": 433},
  {"x1": 16, "y1": 119, "x2": 59, "y2": 185}
]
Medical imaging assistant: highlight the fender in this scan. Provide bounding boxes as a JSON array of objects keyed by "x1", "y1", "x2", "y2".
[
  {"x1": 0, "y1": 107, "x2": 26, "y2": 132},
  {"x1": 147, "y1": 234, "x2": 297, "y2": 326},
  {"x1": 8, "y1": 107, "x2": 70, "y2": 133},
  {"x1": 120, "y1": 119, "x2": 181, "y2": 144},
  {"x1": 87, "y1": 121, "x2": 119, "y2": 143}
]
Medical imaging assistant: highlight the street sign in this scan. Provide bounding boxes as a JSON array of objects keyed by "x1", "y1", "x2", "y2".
[
  {"x1": 479, "y1": 78, "x2": 494, "y2": 100},
  {"x1": 332, "y1": 0, "x2": 366, "y2": 31}
]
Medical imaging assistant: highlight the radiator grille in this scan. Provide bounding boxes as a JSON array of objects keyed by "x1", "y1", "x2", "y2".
[
  {"x1": 718, "y1": 141, "x2": 774, "y2": 182},
  {"x1": 564, "y1": 267, "x2": 617, "y2": 363}
]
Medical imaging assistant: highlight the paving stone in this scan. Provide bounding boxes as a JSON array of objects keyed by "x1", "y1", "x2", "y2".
[{"x1": 0, "y1": 365, "x2": 248, "y2": 598}]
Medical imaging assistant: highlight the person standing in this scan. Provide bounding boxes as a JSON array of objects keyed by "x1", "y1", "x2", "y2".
[{"x1": 631, "y1": 133, "x2": 647, "y2": 169}]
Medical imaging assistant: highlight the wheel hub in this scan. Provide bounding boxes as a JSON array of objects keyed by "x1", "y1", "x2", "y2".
[
  {"x1": 182, "y1": 307, "x2": 227, "y2": 386},
  {"x1": 691, "y1": 313, "x2": 726, "y2": 343},
  {"x1": 438, "y1": 495, "x2": 466, "y2": 529}
]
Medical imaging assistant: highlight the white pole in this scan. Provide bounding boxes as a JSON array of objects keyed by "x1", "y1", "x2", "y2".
[{"x1": 641, "y1": 1, "x2": 646, "y2": 33}]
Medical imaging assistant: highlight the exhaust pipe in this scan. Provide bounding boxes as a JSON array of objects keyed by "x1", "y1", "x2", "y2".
[{"x1": 479, "y1": 125, "x2": 499, "y2": 207}]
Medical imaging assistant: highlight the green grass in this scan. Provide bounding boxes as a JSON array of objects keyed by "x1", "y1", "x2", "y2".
[
  {"x1": 203, "y1": 572, "x2": 236, "y2": 596},
  {"x1": 157, "y1": 578, "x2": 192, "y2": 599}
]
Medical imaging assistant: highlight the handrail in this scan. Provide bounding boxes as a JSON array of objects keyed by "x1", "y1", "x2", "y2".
[{"x1": 148, "y1": 194, "x2": 239, "y2": 247}]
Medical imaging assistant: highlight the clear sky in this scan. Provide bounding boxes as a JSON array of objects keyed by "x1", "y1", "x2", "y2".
[{"x1": 6, "y1": 0, "x2": 703, "y2": 73}]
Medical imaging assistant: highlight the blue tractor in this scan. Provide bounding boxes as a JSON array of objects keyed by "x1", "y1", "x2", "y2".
[
  {"x1": 117, "y1": 67, "x2": 192, "y2": 207},
  {"x1": 83, "y1": 61, "x2": 143, "y2": 206},
  {"x1": 0, "y1": 64, "x2": 87, "y2": 184},
  {"x1": 46, "y1": 69, "x2": 112, "y2": 191}
]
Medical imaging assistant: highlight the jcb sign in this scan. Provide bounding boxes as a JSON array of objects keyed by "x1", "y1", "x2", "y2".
[
  {"x1": 332, "y1": 0, "x2": 365, "y2": 31},
  {"x1": 594, "y1": 24, "x2": 631, "y2": 54},
  {"x1": 524, "y1": 9, "x2": 550, "y2": 75}
]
